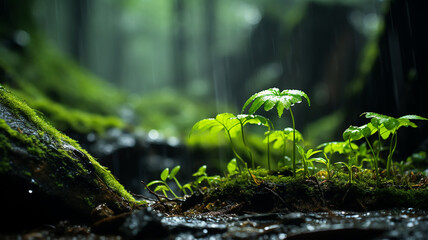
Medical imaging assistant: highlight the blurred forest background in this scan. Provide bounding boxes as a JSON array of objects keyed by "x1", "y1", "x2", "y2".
[
  {"x1": 1, "y1": 0, "x2": 427, "y2": 192},
  {"x1": 33, "y1": 0, "x2": 384, "y2": 138}
]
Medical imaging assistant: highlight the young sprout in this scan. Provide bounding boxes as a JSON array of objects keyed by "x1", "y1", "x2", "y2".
[
  {"x1": 241, "y1": 88, "x2": 310, "y2": 178},
  {"x1": 191, "y1": 113, "x2": 246, "y2": 169},
  {"x1": 318, "y1": 141, "x2": 358, "y2": 184},
  {"x1": 361, "y1": 112, "x2": 428, "y2": 177},
  {"x1": 232, "y1": 114, "x2": 273, "y2": 169},
  {"x1": 168, "y1": 165, "x2": 192, "y2": 196},
  {"x1": 265, "y1": 128, "x2": 304, "y2": 169},
  {"x1": 296, "y1": 145, "x2": 322, "y2": 179},
  {"x1": 192, "y1": 165, "x2": 220, "y2": 188},
  {"x1": 147, "y1": 168, "x2": 178, "y2": 198},
  {"x1": 317, "y1": 142, "x2": 345, "y2": 179},
  {"x1": 343, "y1": 125, "x2": 377, "y2": 185},
  {"x1": 227, "y1": 158, "x2": 239, "y2": 176}
]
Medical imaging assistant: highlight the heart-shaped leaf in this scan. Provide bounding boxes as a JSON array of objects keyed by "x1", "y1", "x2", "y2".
[{"x1": 242, "y1": 88, "x2": 310, "y2": 117}]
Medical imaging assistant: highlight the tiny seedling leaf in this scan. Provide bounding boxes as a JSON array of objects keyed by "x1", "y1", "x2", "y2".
[
  {"x1": 227, "y1": 159, "x2": 238, "y2": 175},
  {"x1": 154, "y1": 185, "x2": 169, "y2": 193},
  {"x1": 146, "y1": 180, "x2": 165, "y2": 188},
  {"x1": 193, "y1": 165, "x2": 207, "y2": 177},
  {"x1": 161, "y1": 168, "x2": 169, "y2": 181},
  {"x1": 169, "y1": 165, "x2": 181, "y2": 179},
  {"x1": 264, "y1": 128, "x2": 304, "y2": 149}
]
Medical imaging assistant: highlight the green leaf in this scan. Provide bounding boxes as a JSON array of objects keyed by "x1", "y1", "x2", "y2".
[
  {"x1": 182, "y1": 183, "x2": 193, "y2": 192},
  {"x1": 169, "y1": 165, "x2": 181, "y2": 179},
  {"x1": 343, "y1": 123, "x2": 377, "y2": 142},
  {"x1": 264, "y1": 128, "x2": 304, "y2": 149},
  {"x1": 296, "y1": 144, "x2": 306, "y2": 157},
  {"x1": 399, "y1": 115, "x2": 428, "y2": 121},
  {"x1": 146, "y1": 180, "x2": 165, "y2": 188},
  {"x1": 227, "y1": 158, "x2": 238, "y2": 175},
  {"x1": 160, "y1": 168, "x2": 169, "y2": 181},
  {"x1": 335, "y1": 161, "x2": 349, "y2": 168},
  {"x1": 241, "y1": 88, "x2": 310, "y2": 118},
  {"x1": 193, "y1": 165, "x2": 207, "y2": 177},
  {"x1": 235, "y1": 114, "x2": 272, "y2": 129},
  {"x1": 191, "y1": 113, "x2": 241, "y2": 138},
  {"x1": 154, "y1": 185, "x2": 169, "y2": 193},
  {"x1": 313, "y1": 158, "x2": 327, "y2": 165},
  {"x1": 318, "y1": 141, "x2": 358, "y2": 154},
  {"x1": 362, "y1": 112, "x2": 427, "y2": 139},
  {"x1": 306, "y1": 149, "x2": 322, "y2": 159}
]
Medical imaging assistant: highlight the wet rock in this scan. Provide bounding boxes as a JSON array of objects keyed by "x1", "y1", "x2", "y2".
[
  {"x1": 286, "y1": 228, "x2": 386, "y2": 240},
  {"x1": 118, "y1": 207, "x2": 168, "y2": 239},
  {"x1": 0, "y1": 87, "x2": 136, "y2": 232}
]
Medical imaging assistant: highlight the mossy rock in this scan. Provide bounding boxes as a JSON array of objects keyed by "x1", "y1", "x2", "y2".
[{"x1": 0, "y1": 86, "x2": 140, "y2": 231}]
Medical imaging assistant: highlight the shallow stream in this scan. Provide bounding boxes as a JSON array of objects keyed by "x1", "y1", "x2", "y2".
[{"x1": 156, "y1": 208, "x2": 428, "y2": 239}]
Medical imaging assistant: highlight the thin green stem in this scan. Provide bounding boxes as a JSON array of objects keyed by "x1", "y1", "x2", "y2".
[
  {"x1": 225, "y1": 129, "x2": 246, "y2": 168},
  {"x1": 173, "y1": 177, "x2": 187, "y2": 195},
  {"x1": 240, "y1": 121, "x2": 254, "y2": 169},
  {"x1": 267, "y1": 133, "x2": 271, "y2": 170},
  {"x1": 387, "y1": 133, "x2": 398, "y2": 176},
  {"x1": 165, "y1": 183, "x2": 178, "y2": 198},
  {"x1": 290, "y1": 108, "x2": 296, "y2": 178},
  {"x1": 364, "y1": 136, "x2": 380, "y2": 187}
]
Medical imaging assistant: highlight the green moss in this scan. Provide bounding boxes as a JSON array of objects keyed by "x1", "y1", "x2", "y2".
[
  {"x1": 0, "y1": 86, "x2": 137, "y2": 204},
  {"x1": 199, "y1": 167, "x2": 428, "y2": 212}
]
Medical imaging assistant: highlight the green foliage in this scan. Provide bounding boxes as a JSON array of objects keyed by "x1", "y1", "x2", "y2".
[
  {"x1": 147, "y1": 165, "x2": 199, "y2": 198},
  {"x1": 296, "y1": 145, "x2": 322, "y2": 178},
  {"x1": 227, "y1": 159, "x2": 239, "y2": 176},
  {"x1": 241, "y1": 87, "x2": 310, "y2": 178},
  {"x1": 192, "y1": 165, "x2": 221, "y2": 188},
  {"x1": 187, "y1": 87, "x2": 427, "y2": 192},
  {"x1": 147, "y1": 167, "x2": 178, "y2": 198},
  {"x1": 241, "y1": 88, "x2": 310, "y2": 118}
]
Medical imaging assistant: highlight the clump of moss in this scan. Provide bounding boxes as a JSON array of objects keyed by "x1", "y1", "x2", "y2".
[{"x1": 183, "y1": 167, "x2": 428, "y2": 214}]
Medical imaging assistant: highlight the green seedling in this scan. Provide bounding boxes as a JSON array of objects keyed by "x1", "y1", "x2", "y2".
[
  {"x1": 241, "y1": 88, "x2": 310, "y2": 178},
  {"x1": 227, "y1": 158, "x2": 239, "y2": 176},
  {"x1": 168, "y1": 165, "x2": 193, "y2": 195},
  {"x1": 296, "y1": 145, "x2": 322, "y2": 179},
  {"x1": 318, "y1": 141, "x2": 359, "y2": 183},
  {"x1": 265, "y1": 127, "x2": 303, "y2": 169},
  {"x1": 343, "y1": 124, "x2": 379, "y2": 185},
  {"x1": 361, "y1": 112, "x2": 428, "y2": 176},
  {"x1": 147, "y1": 168, "x2": 178, "y2": 198},
  {"x1": 313, "y1": 152, "x2": 333, "y2": 179},
  {"x1": 192, "y1": 165, "x2": 221, "y2": 188},
  {"x1": 233, "y1": 114, "x2": 273, "y2": 169},
  {"x1": 191, "y1": 113, "x2": 246, "y2": 168}
]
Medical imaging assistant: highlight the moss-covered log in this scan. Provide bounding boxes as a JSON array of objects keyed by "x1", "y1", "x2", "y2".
[{"x1": 0, "y1": 86, "x2": 140, "y2": 232}]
